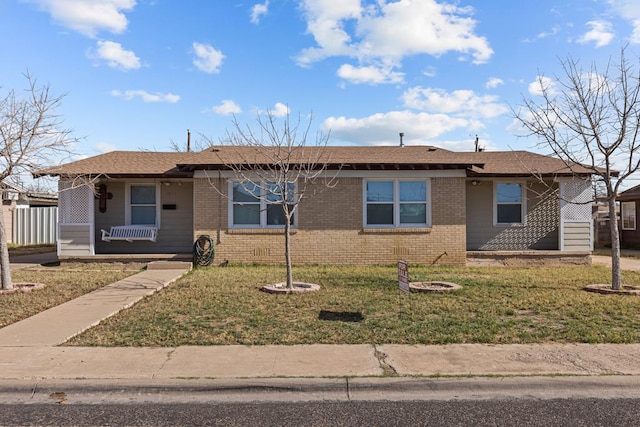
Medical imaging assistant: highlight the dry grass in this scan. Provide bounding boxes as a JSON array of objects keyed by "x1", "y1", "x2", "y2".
[
  {"x1": 0, "y1": 263, "x2": 143, "y2": 328},
  {"x1": 66, "y1": 264, "x2": 640, "y2": 347}
]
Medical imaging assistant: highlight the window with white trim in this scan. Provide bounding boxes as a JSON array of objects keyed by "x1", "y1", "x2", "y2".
[
  {"x1": 230, "y1": 181, "x2": 296, "y2": 228},
  {"x1": 127, "y1": 184, "x2": 159, "y2": 226},
  {"x1": 364, "y1": 180, "x2": 430, "y2": 227},
  {"x1": 622, "y1": 201, "x2": 636, "y2": 230},
  {"x1": 495, "y1": 182, "x2": 524, "y2": 225}
]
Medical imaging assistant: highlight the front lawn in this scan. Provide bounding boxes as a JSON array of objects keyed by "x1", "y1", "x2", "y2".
[
  {"x1": 0, "y1": 263, "x2": 143, "y2": 328},
  {"x1": 66, "y1": 264, "x2": 640, "y2": 346}
]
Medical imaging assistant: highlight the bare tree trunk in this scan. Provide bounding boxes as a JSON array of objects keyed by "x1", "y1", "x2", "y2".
[
  {"x1": 284, "y1": 218, "x2": 293, "y2": 290},
  {"x1": 0, "y1": 212, "x2": 13, "y2": 290},
  {"x1": 608, "y1": 197, "x2": 622, "y2": 290}
]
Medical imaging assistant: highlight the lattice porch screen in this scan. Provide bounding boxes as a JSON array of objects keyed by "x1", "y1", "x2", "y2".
[{"x1": 58, "y1": 181, "x2": 93, "y2": 224}]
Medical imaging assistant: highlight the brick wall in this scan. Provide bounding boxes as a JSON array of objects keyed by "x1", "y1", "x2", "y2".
[{"x1": 193, "y1": 176, "x2": 467, "y2": 266}]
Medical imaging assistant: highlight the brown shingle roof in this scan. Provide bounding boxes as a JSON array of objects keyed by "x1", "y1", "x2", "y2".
[
  {"x1": 35, "y1": 151, "x2": 201, "y2": 177},
  {"x1": 460, "y1": 151, "x2": 594, "y2": 176},
  {"x1": 35, "y1": 146, "x2": 595, "y2": 178}
]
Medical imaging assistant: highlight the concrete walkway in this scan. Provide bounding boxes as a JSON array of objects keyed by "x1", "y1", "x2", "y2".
[
  {"x1": 592, "y1": 253, "x2": 640, "y2": 271},
  {"x1": 1, "y1": 252, "x2": 640, "y2": 387}
]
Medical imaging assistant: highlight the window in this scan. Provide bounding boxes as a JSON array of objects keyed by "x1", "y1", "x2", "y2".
[
  {"x1": 622, "y1": 201, "x2": 636, "y2": 230},
  {"x1": 230, "y1": 181, "x2": 296, "y2": 228},
  {"x1": 364, "y1": 180, "x2": 429, "y2": 227},
  {"x1": 495, "y1": 182, "x2": 524, "y2": 225},
  {"x1": 127, "y1": 184, "x2": 158, "y2": 226}
]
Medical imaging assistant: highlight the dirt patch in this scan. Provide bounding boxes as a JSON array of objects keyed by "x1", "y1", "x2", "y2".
[
  {"x1": 261, "y1": 282, "x2": 321, "y2": 294},
  {"x1": 409, "y1": 281, "x2": 462, "y2": 293},
  {"x1": 584, "y1": 284, "x2": 640, "y2": 295}
]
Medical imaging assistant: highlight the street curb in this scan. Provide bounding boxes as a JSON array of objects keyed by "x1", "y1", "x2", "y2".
[{"x1": 2, "y1": 376, "x2": 640, "y2": 404}]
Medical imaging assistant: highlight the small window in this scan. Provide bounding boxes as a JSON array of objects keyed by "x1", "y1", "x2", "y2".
[
  {"x1": 230, "y1": 181, "x2": 296, "y2": 228},
  {"x1": 129, "y1": 184, "x2": 158, "y2": 226},
  {"x1": 495, "y1": 182, "x2": 524, "y2": 225},
  {"x1": 364, "y1": 180, "x2": 429, "y2": 227},
  {"x1": 622, "y1": 201, "x2": 636, "y2": 230}
]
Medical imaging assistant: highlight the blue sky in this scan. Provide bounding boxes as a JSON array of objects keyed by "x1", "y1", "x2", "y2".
[{"x1": 2, "y1": 0, "x2": 640, "y2": 159}]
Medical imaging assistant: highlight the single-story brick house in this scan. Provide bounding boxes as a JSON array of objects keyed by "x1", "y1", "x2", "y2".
[{"x1": 36, "y1": 145, "x2": 594, "y2": 265}]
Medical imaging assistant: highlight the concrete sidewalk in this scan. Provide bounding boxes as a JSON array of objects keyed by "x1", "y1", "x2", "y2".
[
  {"x1": 1, "y1": 343, "x2": 640, "y2": 381},
  {"x1": 1, "y1": 252, "x2": 640, "y2": 385}
]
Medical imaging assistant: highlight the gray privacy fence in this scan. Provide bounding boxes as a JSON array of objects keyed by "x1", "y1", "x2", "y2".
[{"x1": 12, "y1": 207, "x2": 58, "y2": 245}]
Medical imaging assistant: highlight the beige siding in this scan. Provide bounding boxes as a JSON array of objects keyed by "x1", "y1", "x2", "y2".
[
  {"x1": 563, "y1": 222, "x2": 591, "y2": 251},
  {"x1": 95, "y1": 180, "x2": 194, "y2": 254},
  {"x1": 466, "y1": 180, "x2": 559, "y2": 250},
  {"x1": 194, "y1": 176, "x2": 468, "y2": 266},
  {"x1": 58, "y1": 224, "x2": 92, "y2": 256}
]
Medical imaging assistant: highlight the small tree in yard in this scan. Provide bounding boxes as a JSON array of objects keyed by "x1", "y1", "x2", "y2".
[
  {"x1": 514, "y1": 47, "x2": 640, "y2": 290},
  {"x1": 0, "y1": 73, "x2": 77, "y2": 290},
  {"x1": 211, "y1": 111, "x2": 337, "y2": 290}
]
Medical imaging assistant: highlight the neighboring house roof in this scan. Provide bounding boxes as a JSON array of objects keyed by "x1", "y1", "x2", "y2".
[
  {"x1": 34, "y1": 146, "x2": 595, "y2": 178},
  {"x1": 0, "y1": 181, "x2": 57, "y2": 203},
  {"x1": 618, "y1": 184, "x2": 640, "y2": 201}
]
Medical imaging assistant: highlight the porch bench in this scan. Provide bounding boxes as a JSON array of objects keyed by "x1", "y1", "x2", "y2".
[{"x1": 101, "y1": 225, "x2": 158, "y2": 243}]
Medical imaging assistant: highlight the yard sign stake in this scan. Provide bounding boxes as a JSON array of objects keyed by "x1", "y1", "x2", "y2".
[{"x1": 398, "y1": 260, "x2": 413, "y2": 319}]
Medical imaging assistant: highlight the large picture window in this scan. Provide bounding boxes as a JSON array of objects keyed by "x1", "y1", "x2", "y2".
[
  {"x1": 127, "y1": 184, "x2": 158, "y2": 226},
  {"x1": 622, "y1": 201, "x2": 636, "y2": 230},
  {"x1": 364, "y1": 180, "x2": 429, "y2": 227},
  {"x1": 230, "y1": 181, "x2": 296, "y2": 228},
  {"x1": 495, "y1": 182, "x2": 524, "y2": 225}
]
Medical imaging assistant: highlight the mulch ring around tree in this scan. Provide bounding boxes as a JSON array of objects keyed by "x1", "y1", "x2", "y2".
[
  {"x1": 0, "y1": 282, "x2": 46, "y2": 295},
  {"x1": 261, "y1": 282, "x2": 321, "y2": 294},
  {"x1": 583, "y1": 284, "x2": 640, "y2": 295},
  {"x1": 409, "y1": 281, "x2": 462, "y2": 293}
]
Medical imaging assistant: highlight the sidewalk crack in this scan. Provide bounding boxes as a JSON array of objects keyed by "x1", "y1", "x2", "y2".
[
  {"x1": 373, "y1": 344, "x2": 398, "y2": 376},
  {"x1": 154, "y1": 347, "x2": 177, "y2": 379}
]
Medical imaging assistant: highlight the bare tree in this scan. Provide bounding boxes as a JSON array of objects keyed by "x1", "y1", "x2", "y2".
[
  {"x1": 208, "y1": 111, "x2": 337, "y2": 290},
  {"x1": 514, "y1": 47, "x2": 640, "y2": 290},
  {"x1": 0, "y1": 73, "x2": 78, "y2": 290}
]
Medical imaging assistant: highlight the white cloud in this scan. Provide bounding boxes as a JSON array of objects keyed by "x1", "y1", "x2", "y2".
[
  {"x1": 632, "y1": 20, "x2": 640, "y2": 43},
  {"x1": 323, "y1": 110, "x2": 472, "y2": 146},
  {"x1": 111, "y1": 90, "x2": 180, "y2": 103},
  {"x1": 297, "y1": 0, "x2": 493, "y2": 72},
  {"x1": 422, "y1": 66, "x2": 437, "y2": 77},
  {"x1": 212, "y1": 100, "x2": 242, "y2": 115},
  {"x1": 271, "y1": 102, "x2": 289, "y2": 117},
  {"x1": 92, "y1": 40, "x2": 140, "y2": 70},
  {"x1": 607, "y1": 0, "x2": 640, "y2": 20},
  {"x1": 94, "y1": 142, "x2": 119, "y2": 153},
  {"x1": 606, "y1": 1, "x2": 640, "y2": 42},
  {"x1": 578, "y1": 20, "x2": 615, "y2": 47},
  {"x1": 528, "y1": 76, "x2": 558, "y2": 96},
  {"x1": 192, "y1": 42, "x2": 225, "y2": 74},
  {"x1": 402, "y1": 87, "x2": 508, "y2": 119},
  {"x1": 251, "y1": 1, "x2": 269, "y2": 24},
  {"x1": 337, "y1": 63, "x2": 404, "y2": 85},
  {"x1": 26, "y1": 0, "x2": 135, "y2": 38},
  {"x1": 485, "y1": 77, "x2": 504, "y2": 89}
]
